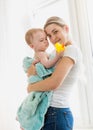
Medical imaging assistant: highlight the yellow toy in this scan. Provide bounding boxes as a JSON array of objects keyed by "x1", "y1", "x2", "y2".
[{"x1": 54, "y1": 42, "x2": 65, "y2": 53}]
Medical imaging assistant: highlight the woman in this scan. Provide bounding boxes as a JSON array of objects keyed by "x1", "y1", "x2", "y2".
[{"x1": 27, "y1": 16, "x2": 83, "y2": 130}]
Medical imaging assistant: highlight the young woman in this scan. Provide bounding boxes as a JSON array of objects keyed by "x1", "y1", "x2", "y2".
[{"x1": 27, "y1": 16, "x2": 83, "y2": 130}]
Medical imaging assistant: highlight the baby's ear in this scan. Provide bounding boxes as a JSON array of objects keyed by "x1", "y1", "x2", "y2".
[{"x1": 29, "y1": 44, "x2": 34, "y2": 48}]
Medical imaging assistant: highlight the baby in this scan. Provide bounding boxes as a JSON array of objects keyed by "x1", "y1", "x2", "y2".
[
  {"x1": 16, "y1": 28, "x2": 64, "y2": 130},
  {"x1": 25, "y1": 28, "x2": 63, "y2": 70}
]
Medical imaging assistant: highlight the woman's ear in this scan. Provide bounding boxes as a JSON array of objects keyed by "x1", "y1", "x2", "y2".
[{"x1": 63, "y1": 25, "x2": 69, "y2": 33}]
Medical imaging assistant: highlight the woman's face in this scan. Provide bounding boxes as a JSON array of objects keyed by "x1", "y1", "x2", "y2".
[{"x1": 45, "y1": 23, "x2": 69, "y2": 45}]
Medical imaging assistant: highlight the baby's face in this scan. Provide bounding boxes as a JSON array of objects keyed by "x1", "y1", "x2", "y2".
[{"x1": 32, "y1": 31, "x2": 49, "y2": 52}]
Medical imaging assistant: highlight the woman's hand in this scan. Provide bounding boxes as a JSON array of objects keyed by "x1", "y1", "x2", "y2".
[
  {"x1": 27, "y1": 83, "x2": 33, "y2": 92},
  {"x1": 27, "y1": 64, "x2": 36, "y2": 77}
]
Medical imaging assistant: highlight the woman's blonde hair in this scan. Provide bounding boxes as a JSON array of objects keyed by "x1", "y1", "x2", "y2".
[
  {"x1": 44, "y1": 16, "x2": 66, "y2": 29},
  {"x1": 25, "y1": 28, "x2": 44, "y2": 45}
]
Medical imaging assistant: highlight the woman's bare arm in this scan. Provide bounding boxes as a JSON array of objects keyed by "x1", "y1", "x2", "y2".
[{"x1": 27, "y1": 56, "x2": 74, "y2": 93}]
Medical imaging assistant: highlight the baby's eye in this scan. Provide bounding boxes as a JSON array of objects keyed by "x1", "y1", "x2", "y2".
[
  {"x1": 40, "y1": 39, "x2": 43, "y2": 42},
  {"x1": 40, "y1": 40, "x2": 43, "y2": 42}
]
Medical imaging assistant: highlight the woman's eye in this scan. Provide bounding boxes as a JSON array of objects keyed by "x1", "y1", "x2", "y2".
[{"x1": 54, "y1": 30, "x2": 58, "y2": 34}]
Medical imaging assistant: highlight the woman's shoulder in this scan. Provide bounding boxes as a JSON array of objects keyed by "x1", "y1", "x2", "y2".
[
  {"x1": 64, "y1": 44, "x2": 83, "y2": 63},
  {"x1": 65, "y1": 44, "x2": 82, "y2": 55}
]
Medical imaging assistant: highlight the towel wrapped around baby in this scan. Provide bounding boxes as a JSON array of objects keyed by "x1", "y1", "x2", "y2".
[{"x1": 17, "y1": 56, "x2": 55, "y2": 130}]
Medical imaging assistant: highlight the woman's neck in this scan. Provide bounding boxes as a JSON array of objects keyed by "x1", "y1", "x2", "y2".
[{"x1": 65, "y1": 40, "x2": 72, "y2": 46}]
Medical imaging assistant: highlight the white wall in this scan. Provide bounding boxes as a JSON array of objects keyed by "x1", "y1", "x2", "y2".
[{"x1": 0, "y1": 0, "x2": 29, "y2": 129}]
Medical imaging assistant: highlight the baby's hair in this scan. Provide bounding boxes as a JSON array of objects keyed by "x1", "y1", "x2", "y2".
[
  {"x1": 25, "y1": 28, "x2": 44, "y2": 45},
  {"x1": 44, "y1": 16, "x2": 66, "y2": 29}
]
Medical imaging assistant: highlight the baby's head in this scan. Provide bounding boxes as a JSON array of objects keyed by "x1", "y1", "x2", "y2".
[{"x1": 25, "y1": 28, "x2": 49, "y2": 52}]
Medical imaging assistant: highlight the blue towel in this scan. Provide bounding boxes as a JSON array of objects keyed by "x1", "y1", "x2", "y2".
[{"x1": 17, "y1": 56, "x2": 55, "y2": 130}]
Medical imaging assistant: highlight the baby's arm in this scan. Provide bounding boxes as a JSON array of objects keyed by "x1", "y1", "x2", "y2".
[
  {"x1": 38, "y1": 51, "x2": 63, "y2": 68},
  {"x1": 32, "y1": 59, "x2": 40, "y2": 65}
]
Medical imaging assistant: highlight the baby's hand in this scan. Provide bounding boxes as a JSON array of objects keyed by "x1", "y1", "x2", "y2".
[{"x1": 32, "y1": 59, "x2": 40, "y2": 65}]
